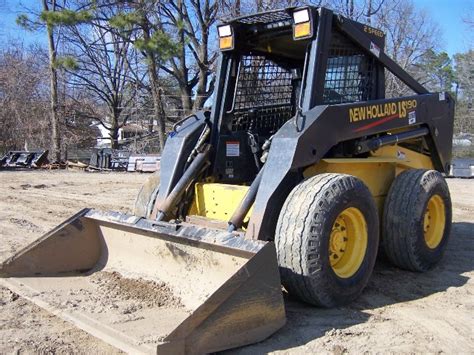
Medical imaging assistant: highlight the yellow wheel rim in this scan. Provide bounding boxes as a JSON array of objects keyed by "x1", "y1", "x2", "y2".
[
  {"x1": 329, "y1": 207, "x2": 368, "y2": 278},
  {"x1": 423, "y1": 194, "x2": 446, "y2": 249}
]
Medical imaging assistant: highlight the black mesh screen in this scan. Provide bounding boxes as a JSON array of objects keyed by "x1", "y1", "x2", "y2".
[
  {"x1": 230, "y1": 55, "x2": 295, "y2": 133},
  {"x1": 233, "y1": 10, "x2": 292, "y2": 26},
  {"x1": 323, "y1": 31, "x2": 376, "y2": 104},
  {"x1": 231, "y1": 106, "x2": 292, "y2": 132},
  {"x1": 234, "y1": 56, "x2": 293, "y2": 109}
]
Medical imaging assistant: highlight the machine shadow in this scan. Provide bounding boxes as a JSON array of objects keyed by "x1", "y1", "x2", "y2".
[{"x1": 222, "y1": 222, "x2": 473, "y2": 354}]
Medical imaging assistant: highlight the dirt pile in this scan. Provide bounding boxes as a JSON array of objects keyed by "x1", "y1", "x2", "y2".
[
  {"x1": 8, "y1": 218, "x2": 42, "y2": 233},
  {"x1": 0, "y1": 287, "x2": 19, "y2": 305},
  {"x1": 90, "y1": 271, "x2": 185, "y2": 309}
]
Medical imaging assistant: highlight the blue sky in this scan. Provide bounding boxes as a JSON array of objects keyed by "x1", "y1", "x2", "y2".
[
  {"x1": 0, "y1": 0, "x2": 472, "y2": 56},
  {"x1": 413, "y1": 0, "x2": 472, "y2": 55}
]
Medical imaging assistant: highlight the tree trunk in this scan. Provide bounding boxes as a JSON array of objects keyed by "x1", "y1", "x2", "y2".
[
  {"x1": 367, "y1": 0, "x2": 372, "y2": 25},
  {"x1": 43, "y1": 0, "x2": 61, "y2": 162},
  {"x1": 141, "y1": 14, "x2": 166, "y2": 151},
  {"x1": 149, "y1": 64, "x2": 166, "y2": 150},
  {"x1": 177, "y1": 0, "x2": 192, "y2": 115},
  {"x1": 110, "y1": 124, "x2": 120, "y2": 149},
  {"x1": 233, "y1": 0, "x2": 241, "y2": 16},
  {"x1": 193, "y1": 27, "x2": 209, "y2": 111},
  {"x1": 181, "y1": 86, "x2": 193, "y2": 114},
  {"x1": 346, "y1": 0, "x2": 355, "y2": 18},
  {"x1": 110, "y1": 106, "x2": 122, "y2": 149}
]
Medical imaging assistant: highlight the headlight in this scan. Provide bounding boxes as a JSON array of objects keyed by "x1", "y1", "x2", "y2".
[
  {"x1": 293, "y1": 9, "x2": 310, "y2": 24},
  {"x1": 218, "y1": 25, "x2": 232, "y2": 37}
]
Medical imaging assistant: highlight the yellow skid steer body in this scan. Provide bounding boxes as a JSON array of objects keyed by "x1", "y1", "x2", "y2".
[{"x1": 0, "y1": 209, "x2": 285, "y2": 354}]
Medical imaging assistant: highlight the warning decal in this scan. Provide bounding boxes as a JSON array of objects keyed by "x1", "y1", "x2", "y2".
[
  {"x1": 370, "y1": 42, "x2": 381, "y2": 58},
  {"x1": 226, "y1": 141, "x2": 240, "y2": 157}
]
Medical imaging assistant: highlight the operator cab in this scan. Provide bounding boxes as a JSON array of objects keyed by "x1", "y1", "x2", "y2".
[{"x1": 212, "y1": 7, "x2": 384, "y2": 183}]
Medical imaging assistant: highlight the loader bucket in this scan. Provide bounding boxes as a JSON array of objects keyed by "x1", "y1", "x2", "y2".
[{"x1": 0, "y1": 209, "x2": 285, "y2": 354}]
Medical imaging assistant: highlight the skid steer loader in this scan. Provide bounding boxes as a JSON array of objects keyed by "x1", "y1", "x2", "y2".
[{"x1": 1, "y1": 6, "x2": 454, "y2": 354}]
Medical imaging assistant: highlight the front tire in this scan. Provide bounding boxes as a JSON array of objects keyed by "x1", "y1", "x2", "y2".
[
  {"x1": 383, "y1": 169, "x2": 452, "y2": 272},
  {"x1": 275, "y1": 173, "x2": 379, "y2": 307}
]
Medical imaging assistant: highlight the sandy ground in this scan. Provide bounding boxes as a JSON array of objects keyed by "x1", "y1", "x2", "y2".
[{"x1": 0, "y1": 170, "x2": 472, "y2": 354}]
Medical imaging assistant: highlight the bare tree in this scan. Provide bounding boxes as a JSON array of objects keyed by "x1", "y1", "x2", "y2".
[
  {"x1": 108, "y1": 0, "x2": 219, "y2": 149},
  {"x1": 462, "y1": 4, "x2": 474, "y2": 49},
  {"x1": 0, "y1": 42, "x2": 97, "y2": 154},
  {"x1": 453, "y1": 50, "x2": 474, "y2": 135},
  {"x1": 159, "y1": 0, "x2": 218, "y2": 112},
  {"x1": 219, "y1": 0, "x2": 241, "y2": 17},
  {"x1": 0, "y1": 44, "x2": 50, "y2": 152},
  {"x1": 63, "y1": 6, "x2": 144, "y2": 148},
  {"x1": 43, "y1": 0, "x2": 62, "y2": 161},
  {"x1": 108, "y1": 0, "x2": 182, "y2": 150},
  {"x1": 220, "y1": 0, "x2": 324, "y2": 16},
  {"x1": 372, "y1": 0, "x2": 440, "y2": 97},
  {"x1": 16, "y1": 1, "x2": 64, "y2": 160},
  {"x1": 325, "y1": 0, "x2": 384, "y2": 21},
  {"x1": 17, "y1": 0, "x2": 94, "y2": 160}
]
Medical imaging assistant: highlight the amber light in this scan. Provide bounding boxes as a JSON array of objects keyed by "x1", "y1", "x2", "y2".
[
  {"x1": 219, "y1": 36, "x2": 233, "y2": 50},
  {"x1": 294, "y1": 22, "x2": 311, "y2": 38}
]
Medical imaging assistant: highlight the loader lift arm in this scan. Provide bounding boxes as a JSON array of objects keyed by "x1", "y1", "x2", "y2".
[{"x1": 334, "y1": 15, "x2": 429, "y2": 95}]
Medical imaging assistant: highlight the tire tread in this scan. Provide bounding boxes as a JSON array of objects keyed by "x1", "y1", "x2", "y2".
[
  {"x1": 276, "y1": 173, "x2": 378, "y2": 307},
  {"x1": 383, "y1": 169, "x2": 452, "y2": 271}
]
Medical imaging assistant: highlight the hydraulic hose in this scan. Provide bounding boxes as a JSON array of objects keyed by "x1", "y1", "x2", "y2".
[{"x1": 155, "y1": 147, "x2": 210, "y2": 221}]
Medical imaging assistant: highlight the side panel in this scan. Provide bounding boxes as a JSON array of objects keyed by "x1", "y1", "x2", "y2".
[
  {"x1": 304, "y1": 160, "x2": 396, "y2": 215},
  {"x1": 371, "y1": 145, "x2": 435, "y2": 171},
  {"x1": 303, "y1": 145, "x2": 434, "y2": 215},
  {"x1": 189, "y1": 183, "x2": 251, "y2": 223},
  {"x1": 247, "y1": 93, "x2": 454, "y2": 240}
]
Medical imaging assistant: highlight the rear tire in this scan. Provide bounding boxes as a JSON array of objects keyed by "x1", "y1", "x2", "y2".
[
  {"x1": 275, "y1": 173, "x2": 379, "y2": 307},
  {"x1": 383, "y1": 169, "x2": 452, "y2": 272},
  {"x1": 133, "y1": 170, "x2": 160, "y2": 218}
]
